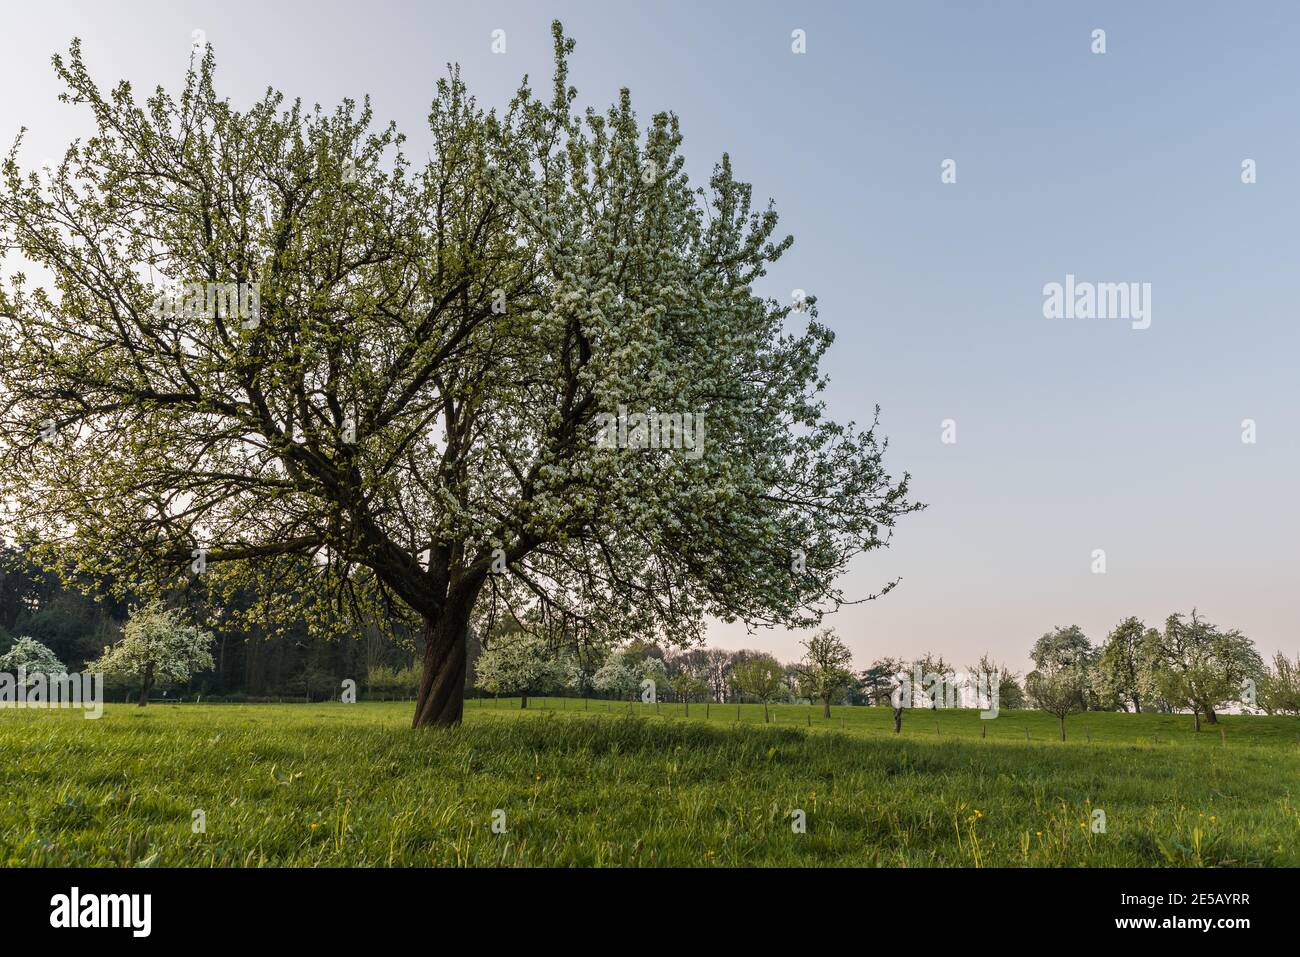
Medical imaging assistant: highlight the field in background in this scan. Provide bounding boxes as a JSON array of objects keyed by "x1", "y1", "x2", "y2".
[{"x1": 2, "y1": 700, "x2": 1297, "y2": 867}]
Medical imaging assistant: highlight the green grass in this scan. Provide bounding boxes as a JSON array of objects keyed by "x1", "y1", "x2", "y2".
[{"x1": 2, "y1": 699, "x2": 1298, "y2": 866}]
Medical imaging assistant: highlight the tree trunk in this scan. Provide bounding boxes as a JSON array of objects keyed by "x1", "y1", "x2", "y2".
[
  {"x1": 822, "y1": 698, "x2": 831, "y2": 720},
  {"x1": 412, "y1": 602, "x2": 471, "y2": 729},
  {"x1": 892, "y1": 706, "x2": 903, "y2": 733},
  {"x1": 763, "y1": 702, "x2": 769, "y2": 724},
  {"x1": 520, "y1": 693, "x2": 528, "y2": 710},
  {"x1": 1193, "y1": 710, "x2": 1201, "y2": 732},
  {"x1": 1204, "y1": 707, "x2": 1218, "y2": 725},
  {"x1": 137, "y1": 662, "x2": 154, "y2": 707},
  {"x1": 1132, "y1": 696, "x2": 1142, "y2": 714},
  {"x1": 1058, "y1": 715, "x2": 1066, "y2": 741}
]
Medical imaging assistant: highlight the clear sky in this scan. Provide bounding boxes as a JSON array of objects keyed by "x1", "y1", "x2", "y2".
[{"x1": 3, "y1": 1, "x2": 1298, "y2": 674}]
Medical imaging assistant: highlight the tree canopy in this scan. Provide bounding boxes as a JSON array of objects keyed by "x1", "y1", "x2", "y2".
[
  {"x1": 93, "y1": 602, "x2": 214, "y2": 705},
  {"x1": 1095, "y1": 616, "x2": 1158, "y2": 713},
  {"x1": 0, "y1": 635, "x2": 65, "y2": 678},
  {"x1": 0, "y1": 23, "x2": 921, "y2": 727},
  {"x1": 1149, "y1": 610, "x2": 1263, "y2": 731},
  {"x1": 474, "y1": 628, "x2": 566, "y2": 708},
  {"x1": 794, "y1": 627, "x2": 853, "y2": 717}
]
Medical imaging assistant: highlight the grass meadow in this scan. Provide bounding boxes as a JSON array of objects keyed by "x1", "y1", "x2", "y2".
[{"x1": 2, "y1": 699, "x2": 1298, "y2": 867}]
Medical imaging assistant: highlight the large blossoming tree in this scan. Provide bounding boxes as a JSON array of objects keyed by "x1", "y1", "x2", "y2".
[{"x1": 0, "y1": 23, "x2": 922, "y2": 729}]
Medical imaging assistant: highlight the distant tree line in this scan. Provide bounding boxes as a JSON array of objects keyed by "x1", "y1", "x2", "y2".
[
  {"x1": 3, "y1": 547, "x2": 1297, "y2": 722},
  {"x1": 1027, "y1": 613, "x2": 1299, "y2": 738},
  {"x1": 470, "y1": 622, "x2": 1028, "y2": 722},
  {"x1": 0, "y1": 545, "x2": 417, "y2": 701}
]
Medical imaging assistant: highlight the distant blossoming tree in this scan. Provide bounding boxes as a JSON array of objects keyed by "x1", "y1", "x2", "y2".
[
  {"x1": 1149, "y1": 611, "x2": 1263, "y2": 731},
  {"x1": 1026, "y1": 656, "x2": 1090, "y2": 741},
  {"x1": 93, "y1": 604, "x2": 214, "y2": 706},
  {"x1": 593, "y1": 651, "x2": 641, "y2": 702},
  {"x1": 1095, "y1": 616, "x2": 1159, "y2": 713},
  {"x1": 593, "y1": 650, "x2": 665, "y2": 704},
  {"x1": 0, "y1": 636, "x2": 65, "y2": 684},
  {"x1": 474, "y1": 631, "x2": 566, "y2": 709}
]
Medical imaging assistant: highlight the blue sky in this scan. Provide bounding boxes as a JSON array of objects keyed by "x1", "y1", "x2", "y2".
[{"x1": 3, "y1": 1, "x2": 1298, "y2": 672}]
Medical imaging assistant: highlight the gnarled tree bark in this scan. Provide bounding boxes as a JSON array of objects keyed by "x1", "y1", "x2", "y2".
[{"x1": 412, "y1": 595, "x2": 475, "y2": 729}]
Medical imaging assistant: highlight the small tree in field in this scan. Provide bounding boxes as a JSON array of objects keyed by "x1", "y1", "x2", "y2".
[
  {"x1": 1150, "y1": 611, "x2": 1263, "y2": 731},
  {"x1": 795, "y1": 628, "x2": 854, "y2": 718},
  {"x1": 473, "y1": 632, "x2": 565, "y2": 709},
  {"x1": 0, "y1": 636, "x2": 65, "y2": 685},
  {"x1": 1026, "y1": 657, "x2": 1089, "y2": 741},
  {"x1": 909, "y1": 652, "x2": 955, "y2": 710},
  {"x1": 593, "y1": 649, "x2": 666, "y2": 704},
  {"x1": 1096, "y1": 616, "x2": 1158, "y2": 713},
  {"x1": 1029, "y1": 625, "x2": 1098, "y2": 709},
  {"x1": 732, "y1": 654, "x2": 784, "y2": 723},
  {"x1": 668, "y1": 668, "x2": 708, "y2": 716},
  {"x1": 860, "y1": 657, "x2": 903, "y2": 707},
  {"x1": 93, "y1": 604, "x2": 214, "y2": 706},
  {"x1": 968, "y1": 653, "x2": 1024, "y2": 711},
  {"x1": 593, "y1": 651, "x2": 642, "y2": 702}
]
